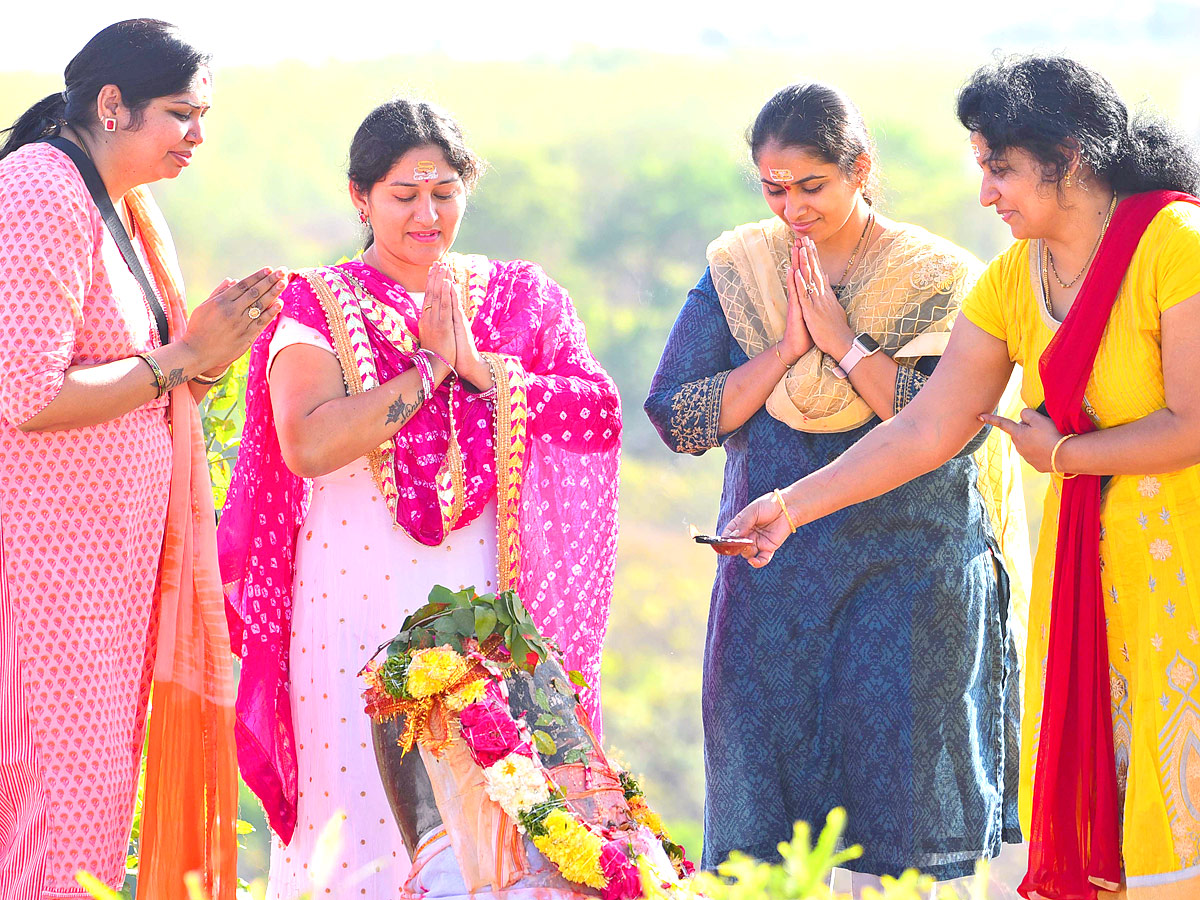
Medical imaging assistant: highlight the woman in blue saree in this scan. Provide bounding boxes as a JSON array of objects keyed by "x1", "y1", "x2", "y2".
[{"x1": 644, "y1": 83, "x2": 1030, "y2": 892}]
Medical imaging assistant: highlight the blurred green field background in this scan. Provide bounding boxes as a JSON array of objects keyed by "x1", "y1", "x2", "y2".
[{"x1": 3, "y1": 47, "x2": 1194, "y2": 885}]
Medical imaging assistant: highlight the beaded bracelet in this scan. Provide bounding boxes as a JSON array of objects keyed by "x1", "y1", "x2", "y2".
[{"x1": 137, "y1": 352, "x2": 167, "y2": 399}]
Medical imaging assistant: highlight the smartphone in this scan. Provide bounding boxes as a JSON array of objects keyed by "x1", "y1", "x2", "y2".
[{"x1": 693, "y1": 534, "x2": 755, "y2": 556}]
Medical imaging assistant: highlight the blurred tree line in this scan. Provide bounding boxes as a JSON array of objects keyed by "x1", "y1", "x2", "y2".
[{"x1": 1, "y1": 47, "x2": 1193, "y2": 882}]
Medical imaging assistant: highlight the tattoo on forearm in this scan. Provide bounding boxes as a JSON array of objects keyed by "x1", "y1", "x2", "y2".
[
  {"x1": 164, "y1": 367, "x2": 187, "y2": 390},
  {"x1": 385, "y1": 386, "x2": 425, "y2": 426}
]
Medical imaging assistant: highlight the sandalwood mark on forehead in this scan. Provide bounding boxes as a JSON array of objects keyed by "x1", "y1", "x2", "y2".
[
  {"x1": 413, "y1": 161, "x2": 439, "y2": 182},
  {"x1": 768, "y1": 168, "x2": 794, "y2": 183}
]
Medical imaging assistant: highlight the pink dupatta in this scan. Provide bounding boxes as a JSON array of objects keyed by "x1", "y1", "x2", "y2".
[{"x1": 217, "y1": 258, "x2": 620, "y2": 842}]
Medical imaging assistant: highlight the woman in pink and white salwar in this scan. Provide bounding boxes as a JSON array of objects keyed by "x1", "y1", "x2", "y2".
[{"x1": 218, "y1": 99, "x2": 621, "y2": 900}]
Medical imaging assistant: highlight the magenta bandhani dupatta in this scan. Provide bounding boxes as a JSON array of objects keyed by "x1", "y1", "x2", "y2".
[{"x1": 217, "y1": 257, "x2": 621, "y2": 842}]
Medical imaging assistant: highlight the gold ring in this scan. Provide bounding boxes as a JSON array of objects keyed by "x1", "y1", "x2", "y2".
[
  {"x1": 423, "y1": 305, "x2": 433, "y2": 311},
  {"x1": 247, "y1": 305, "x2": 262, "y2": 320}
]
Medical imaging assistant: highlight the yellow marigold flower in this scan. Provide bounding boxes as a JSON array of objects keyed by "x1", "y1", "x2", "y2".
[
  {"x1": 629, "y1": 794, "x2": 668, "y2": 839},
  {"x1": 532, "y1": 809, "x2": 606, "y2": 889},
  {"x1": 445, "y1": 678, "x2": 489, "y2": 711},
  {"x1": 406, "y1": 647, "x2": 469, "y2": 698}
]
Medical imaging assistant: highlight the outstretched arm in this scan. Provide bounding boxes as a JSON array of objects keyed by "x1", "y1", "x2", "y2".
[{"x1": 725, "y1": 318, "x2": 1014, "y2": 566}]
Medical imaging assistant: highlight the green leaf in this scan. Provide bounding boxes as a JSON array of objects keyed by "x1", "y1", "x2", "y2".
[
  {"x1": 74, "y1": 872, "x2": 123, "y2": 900},
  {"x1": 474, "y1": 606, "x2": 497, "y2": 642},
  {"x1": 567, "y1": 669, "x2": 589, "y2": 688},
  {"x1": 534, "y1": 687, "x2": 551, "y2": 710},
  {"x1": 428, "y1": 584, "x2": 457, "y2": 606},
  {"x1": 564, "y1": 748, "x2": 589, "y2": 765},
  {"x1": 532, "y1": 730, "x2": 557, "y2": 756},
  {"x1": 450, "y1": 607, "x2": 475, "y2": 634},
  {"x1": 403, "y1": 602, "x2": 448, "y2": 630},
  {"x1": 510, "y1": 633, "x2": 531, "y2": 669},
  {"x1": 534, "y1": 713, "x2": 558, "y2": 727}
]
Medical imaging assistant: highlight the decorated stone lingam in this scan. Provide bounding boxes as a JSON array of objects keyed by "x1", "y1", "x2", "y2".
[{"x1": 361, "y1": 585, "x2": 694, "y2": 899}]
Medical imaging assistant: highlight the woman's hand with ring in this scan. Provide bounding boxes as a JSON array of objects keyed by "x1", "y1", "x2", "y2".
[
  {"x1": 795, "y1": 236, "x2": 855, "y2": 359},
  {"x1": 181, "y1": 267, "x2": 288, "y2": 373},
  {"x1": 778, "y1": 241, "x2": 814, "y2": 365},
  {"x1": 418, "y1": 263, "x2": 457, "y2": 381}
]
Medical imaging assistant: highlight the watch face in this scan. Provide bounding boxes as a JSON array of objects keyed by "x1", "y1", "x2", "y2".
[{"x1": 856, "y1": 334, "x2": 881, "y2": 354}]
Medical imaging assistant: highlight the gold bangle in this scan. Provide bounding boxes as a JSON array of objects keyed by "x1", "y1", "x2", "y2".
[
  {"x1": 1051, "y1": 433, "x2": 1079, "y2": 479},
  {"x1": 773, "y1": 488, "x2": 798, "y2": 534},
  {"x1": 774, "y1": 344, "x2": 793, "y2": 369},
  {"x1": 137, "y1": 352, "x2": 167, "y2": 398},
  {"x1": 192, "y1": 365, "x2": 230, "y2": 386}
]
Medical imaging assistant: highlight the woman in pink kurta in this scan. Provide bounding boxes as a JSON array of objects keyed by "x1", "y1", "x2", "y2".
[{"x1": 0, "y1": 19, "x2": 285, "y2": 899}]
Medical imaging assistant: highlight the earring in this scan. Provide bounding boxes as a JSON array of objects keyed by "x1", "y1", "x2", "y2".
[
  {"x1": 102, "y1": 116, "x2": 117, "y2": 132},
  {"x1": 1064, "y1": 171, "x2": 1073, "y2": 188},
  {"x1": 358, "y1": 210, "x2": 369, "y2": 224}
]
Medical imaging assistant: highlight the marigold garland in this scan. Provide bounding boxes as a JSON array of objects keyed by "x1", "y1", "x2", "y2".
[
  {"x1": 532, "y1": 808, "x2": 607, "y2": 890},
  {"x1": 362, "y1": 587, "x2": 696, "y2": 898}
]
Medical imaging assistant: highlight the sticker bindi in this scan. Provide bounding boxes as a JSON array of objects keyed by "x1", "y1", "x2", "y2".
[
  {"x1": 413, "y1": 161, "x2": 438, "y2": 182},
  {"x1": 769, "y1": 168, "x2": 794, "y2": 183}
]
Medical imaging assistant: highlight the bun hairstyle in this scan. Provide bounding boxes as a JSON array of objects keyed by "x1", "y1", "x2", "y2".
[
  {"x1": 957, "y1": 54, "x2": 1200, "y2": 196},
  {"x1": 0, "y1": 18, "x2": 210, "y2": 161},
  {"x1": 347, "y1": 98, "x2": 483, "y2": 250},
  {"x1": 748, "y1": 82, "x2": 879, "y2": 205}
]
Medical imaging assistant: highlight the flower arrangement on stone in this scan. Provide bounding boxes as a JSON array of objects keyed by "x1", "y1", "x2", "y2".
[{"x1": 361, "y1": 585, "x2": 694, "y2": 899}]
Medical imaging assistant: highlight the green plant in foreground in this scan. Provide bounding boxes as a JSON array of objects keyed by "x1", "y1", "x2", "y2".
[{"x1": 654, "y1": 807, "x2": 989, "y2": 900}]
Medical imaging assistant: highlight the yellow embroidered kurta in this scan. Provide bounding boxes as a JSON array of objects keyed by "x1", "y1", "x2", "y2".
[{"x1": 962, "y1": 202, "x2": 1200, "y2": 888}]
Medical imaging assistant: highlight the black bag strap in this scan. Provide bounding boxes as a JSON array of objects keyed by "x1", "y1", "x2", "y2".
[{"x1": 41, "y1": 136, "x2": 171, "y2": 347}]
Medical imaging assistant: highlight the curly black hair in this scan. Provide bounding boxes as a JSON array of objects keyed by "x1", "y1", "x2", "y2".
[{"x1": 956, "y1": 54, "x2": 1200, "y2": 195}]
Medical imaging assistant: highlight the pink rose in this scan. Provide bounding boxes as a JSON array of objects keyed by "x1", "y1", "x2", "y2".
[
  {"x1": 600, "y1": 841, "x2": 642, "y2": 900},
  {"x1": 458, "y1": 698, "x2": 532, "y2": 768}
]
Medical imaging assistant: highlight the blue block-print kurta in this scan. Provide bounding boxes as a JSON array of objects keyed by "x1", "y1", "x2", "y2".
[{"x1": 644, "y1": 269, "x2": 1021, "y2": 880}]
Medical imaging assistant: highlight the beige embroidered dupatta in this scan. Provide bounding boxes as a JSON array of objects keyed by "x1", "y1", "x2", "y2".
[
  {"x1": 125, "y1": 188, "x2": 238, "y2": 900},
  {"x1": 708, "y1": 216, "x2": 1031, "y2": 648}
]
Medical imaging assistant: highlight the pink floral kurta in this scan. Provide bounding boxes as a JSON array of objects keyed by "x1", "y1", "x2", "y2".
[{"x1": 0, "y1": 143, "x2": 172, "y2": 897}]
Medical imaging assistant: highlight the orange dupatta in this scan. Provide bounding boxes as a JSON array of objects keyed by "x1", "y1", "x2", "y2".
[{"x1": 125, "y1": 188, "x2": 239, "y2": 900}]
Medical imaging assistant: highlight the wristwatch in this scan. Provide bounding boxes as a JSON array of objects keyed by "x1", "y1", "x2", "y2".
[{"x1": 831, "y1": 333, "x2": 881, "y2": 378}]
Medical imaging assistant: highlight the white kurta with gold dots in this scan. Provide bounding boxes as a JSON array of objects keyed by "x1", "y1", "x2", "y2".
[{"x1": 266, "y1": 316, "x2": 500, "y2": 899}]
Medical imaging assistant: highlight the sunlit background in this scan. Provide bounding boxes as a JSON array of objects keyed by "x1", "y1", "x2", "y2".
[{"x1": 5, "y1": 0, "x2": 1200, "y2": 893}]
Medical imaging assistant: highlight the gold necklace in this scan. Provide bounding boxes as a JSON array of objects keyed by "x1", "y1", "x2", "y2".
[
  {"x1": 1047, "y1": 193, "x2": 1118, "y2": 289},
  {"x1": 832, "y1": 210, "x2": 874, "y2": 296}
]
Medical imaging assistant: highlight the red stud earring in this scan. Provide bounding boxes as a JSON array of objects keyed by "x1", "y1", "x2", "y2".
[
  {"x1": 102, "y1": 117, "x2": 117, "y2": 132},
  {"x1": 358, "y1": 210, "x2": 369, "y2": 224}
]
